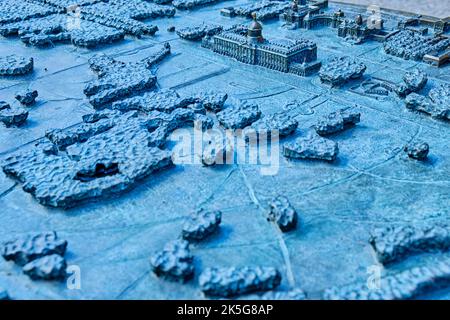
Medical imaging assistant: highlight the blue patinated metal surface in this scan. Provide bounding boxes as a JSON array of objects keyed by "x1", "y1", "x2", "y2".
[{"x1": 0, "y1": 0, "x2": 449, "y2": 300}]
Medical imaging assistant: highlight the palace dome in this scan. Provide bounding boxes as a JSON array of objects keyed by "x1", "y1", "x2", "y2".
[
  {"x1": 249, "y1": 12, "x2": 262, "y2": 31},
  {"x1": 247, "y1": 13, "x2": 263, "y2": 42},
  {"x1": 249, "y1": 20, "x2": 262, "y2": 30}
]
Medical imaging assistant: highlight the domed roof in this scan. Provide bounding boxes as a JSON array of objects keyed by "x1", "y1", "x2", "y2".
[
  {"x1": 249, "y1": 20, "x2": 262, "y2": 30},
  {"x1": 249, "y1": 13, "x2": 262, "y2": 30},
  {"x1": 247, "y1": 13, "x2": 264, "y2": 43}
]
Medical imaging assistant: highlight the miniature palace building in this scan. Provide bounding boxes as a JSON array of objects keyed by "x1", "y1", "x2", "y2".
[{"x1": 203, "y1": 14, "x2": 321, "y2": 76}]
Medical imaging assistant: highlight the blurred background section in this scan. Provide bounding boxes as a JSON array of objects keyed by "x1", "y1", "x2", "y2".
[{"x1": 337, "y1": 0, "x2": 450, "y2": 18}]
